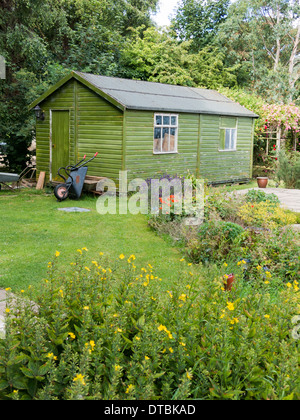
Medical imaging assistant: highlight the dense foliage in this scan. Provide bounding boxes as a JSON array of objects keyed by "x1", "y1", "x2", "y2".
[{"x1": 0, "y1": 250, "x2": 299, "y2": 400}]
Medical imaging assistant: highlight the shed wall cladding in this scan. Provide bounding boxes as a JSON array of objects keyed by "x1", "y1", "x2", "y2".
[
  {"x1": 36, "y1": 80, "x2": 76, "y2": 178},
  {"x1": 125, "y1": 110, "x2": 199, "y2": 180},
  {"x1": 76, "y1": 81, "x2": 123, "y2": 180},
  {"x1": 36, "y1": 79, "x2": 123, "y2": 181},
  {"x1": 199, "y1": 114, "x2": 253, "y2": 183}
]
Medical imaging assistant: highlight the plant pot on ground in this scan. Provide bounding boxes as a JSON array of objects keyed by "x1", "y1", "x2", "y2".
[{"x1": 257, "y1": 177, "x2": 268, "y2": 188}]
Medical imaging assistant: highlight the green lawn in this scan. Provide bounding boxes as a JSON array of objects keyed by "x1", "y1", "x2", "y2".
[{"x1": 0, "y1": 189, "x2": 186, "y2": 291}]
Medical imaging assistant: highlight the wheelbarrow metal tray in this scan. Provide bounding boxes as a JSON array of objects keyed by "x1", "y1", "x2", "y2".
[
  {"x1": 0, "y1": 172, "x2": 19, "y2": 183},
  {"x1": 68, "y1": 166, "x2": 88, "y2": 198}
]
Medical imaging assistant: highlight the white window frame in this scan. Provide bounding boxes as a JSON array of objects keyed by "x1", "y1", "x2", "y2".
[
  {"x1": 219, "y1": 119, "x2": 238, "y2": 152},
  {"x1": 153, "y1": 113, "x2": 178, "y2": 155}
]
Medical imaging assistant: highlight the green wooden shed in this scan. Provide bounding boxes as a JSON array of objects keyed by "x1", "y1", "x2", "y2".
[{"x1": 29, "y1": 71, "x2": 258, "y2": 185}]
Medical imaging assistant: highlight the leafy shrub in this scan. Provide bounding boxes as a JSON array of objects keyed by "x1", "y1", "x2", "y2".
[
  {"x1": 275, "y1": 151, "x2": 300, "y2": 189},
  {"x1": 241, "y1": 228, "x2": 300, "y2": 283},
  {"x1": 186, "y1": 220, "x2": 245, "y2": 264},
  {"x1": 238, "y1": 201, "x2": 297, "y2": 230},
  {"x1": 1, "y1": 250, "x2": 300, "y2": 400},
  {"x1": 245, "y1": 189, "x2": 280, "y2": 205}
]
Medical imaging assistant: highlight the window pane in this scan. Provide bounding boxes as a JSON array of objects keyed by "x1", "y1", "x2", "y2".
[
  {"x1": 154, "y1": 127, "x2": 162, "y2": 152},
  {"x1": 156, "y1": 115, "x2": 162, "y2": 126},
  {"x1": 163, "y1": 116, "x2": 170, "y2": 125},
  {"x1": 171, "y1": 116, "x2": 177, "y2": 126},
  {"x1": 154, "y1": 127, "x2": 161, "y2": 139},
  {"x1": 170, "y1": 128, "x2": 176, "y2": 152},
  {"x1": 231, "y1": 129, "x2": 237, "y2": 149},
  {"x1": 225, "y1": 129, "x2": 231, "y2": 149},
  {"x1": 162, "y1": 127, "x2": 170, "y2": 152}
]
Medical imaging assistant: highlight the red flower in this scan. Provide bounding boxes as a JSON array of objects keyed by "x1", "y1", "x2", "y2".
[{"x1": 275, "y1": 158, "x2": 278, "y2": 160}]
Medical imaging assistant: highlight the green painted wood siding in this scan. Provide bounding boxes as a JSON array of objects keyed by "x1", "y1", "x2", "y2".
[
  {"x1": 35, "y1": 80, "x2": 75, "y2": 180},
  {"x1": 35, "y1": 80, "x2": 123, "y2": 181},
  {"x1": 76, "y1": 81, "x2": 123, "y2": 180},
  {"x1": 199, "y1": 115, "x2": 254, "y2": 183},
  {"x1": 124, "y1": 110, "x2": 198, "y2": 180}
]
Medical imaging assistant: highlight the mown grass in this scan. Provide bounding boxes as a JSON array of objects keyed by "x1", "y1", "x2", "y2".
[{"x1": 0, "y1": 189, "x2": 187, "y2": 291}]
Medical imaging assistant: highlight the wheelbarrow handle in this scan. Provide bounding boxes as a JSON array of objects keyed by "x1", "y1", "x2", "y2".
[{"x1": 76, "y1": 152, "x2": 99, "y2": 169}]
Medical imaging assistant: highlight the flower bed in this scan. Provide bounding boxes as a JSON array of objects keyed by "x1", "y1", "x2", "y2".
[{"x1": 0, "y1": 250, "x2": 299, "y2": 400}]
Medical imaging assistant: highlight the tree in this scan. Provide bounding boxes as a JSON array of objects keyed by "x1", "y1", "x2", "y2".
[
  {"x1": 171, "y1": 0, "x2": 230, "y2": 51},
  {"x1": 216, "y1": 0, "x2": 300, "y2": 103},
  {"x1": 0, "y1": 0, "x2": 160, "y2": 170},
  {"x1": 120, "y1": 26, "x2": 237, "y2": 88}
]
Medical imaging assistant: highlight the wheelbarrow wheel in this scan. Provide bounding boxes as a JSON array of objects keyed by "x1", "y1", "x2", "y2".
[{"x1": 54, "y1": 184, "x2": 69, "y2": 202}]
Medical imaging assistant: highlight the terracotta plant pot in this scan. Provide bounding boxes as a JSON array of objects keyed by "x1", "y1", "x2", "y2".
[
  {"x1": 224, "y1": 274, "x2": 235, "y2": 291},
  {"x1": 257, "y1": 177, "x2": 268, "y2": 188}
]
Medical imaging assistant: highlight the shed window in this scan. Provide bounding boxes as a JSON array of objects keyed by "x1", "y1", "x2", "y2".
[
  {"x1": 219, "y1": 117, "x2": 237, "y2": 151},
  {"x1": 154, "y1": 114, "x2": 178, "y2": 154}
]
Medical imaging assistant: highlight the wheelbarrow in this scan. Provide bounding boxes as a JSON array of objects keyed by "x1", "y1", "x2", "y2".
[
  {"x1": 54, "y1": 152, "x2": 98, "y2": 201},
  {"x1": 0, "y1": 172, "x2": 19, "y2": 191}
]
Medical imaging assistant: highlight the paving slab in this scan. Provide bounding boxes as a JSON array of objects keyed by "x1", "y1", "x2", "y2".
[{"x1": 235, "y1": 188, "x2": 300, "y2": 213}]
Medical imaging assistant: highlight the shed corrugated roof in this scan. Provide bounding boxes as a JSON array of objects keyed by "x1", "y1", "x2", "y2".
[{"x1": 75, "y1": 71, "x2": 258, "y2": 118}]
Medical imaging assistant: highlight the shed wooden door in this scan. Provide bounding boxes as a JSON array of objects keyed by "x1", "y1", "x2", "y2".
[{"x1": 51, "y1": 110, "x2": 70, "y2": 181}]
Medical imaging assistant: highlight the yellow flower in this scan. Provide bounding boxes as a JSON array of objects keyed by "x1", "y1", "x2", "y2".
[
  {"x1": 264, "y1": 315, "x2": 270, "y2": 319},
  {"x1": 227, "y1": 302, "x2": 235, "y2": 311},
  {"x1": 83, "y1": 306, "x2": 89, "y2": 310},
  {"x1": 77, "y1": 249, "x2": 82, "y2": 255},
  {"x1": 179, "y1": 341, "x2": 186, "y2": 347},
  {"x1": 264, "y1": 281, "x2": 270, "y2": 285},
  {"x1": 265, "y1": 271, "x2": 272, "y2": 278},
  {"x1": 99, "y1": 252, "x2": 104, "y2": 256},
  {"x1": 115, "y1": 328, "x2": 123, "y2": 333},
  {"x1": 59, "y1": 289, "x2": 64, "y2": 298},
  {"x1": 5, "y1": 287, "x2": 11, "y2": 291},
  {"x1": 125, "y1": 384, "x2": 135, "y2": 394},
  {"x1": 180, "y1": 258, "x2": 185, "y2": 262},
  {"x1": 178, "y1": 294, "x2": 187, "y2": 302},
  {"x1": 55, "y1": 251, "x2": 60, "y2": 257},
  {"x1": 145, "y1": 356, "x2": 150, "y2": 360},
  {"x1": 135, "y1": 336, "x2": 141, "y2": 341},
  {"x1": 158, "y1": 324, "x2": 166, "y2": 332},
  {"x1": 68, "y1": 332, "x2": 76, "y2": 339},
  {"x1": 73, "y1": 374, "x2": 86, "y2": 385},
  {"x1": 169, "y1": 347, "x2": 174, "y2": 353},
  {"x1": 85, "y1": 267, "x2": 91, "y2": 272},
  {"x1": 257, "y1": 265, "x2": 262, "y2": 271},
  {"x1": 119, "y1": 254, "x2": 125, "y2": 260},
  {"x1": 91, "y1": 261, "x2": 98, "y2": 266},
  {"x1": 21, "y1": 290, "x2": 24, "y2": 293},
  {"x1": 114, "y1": 365, "x2": 122, "y2": 371},
  {"x1": 5, "y1": 308, "x2": 10, "y2": 313},
  {"x1": 47, "y1": 353, "x2": 58, "y2": 361},
  {"x1": 186, "y1": 371, "x2": 192, "y2": 380},
  {"x1": 224, "y1": 262, "x2": 228, "y2": 267},
  {"x1": 85, "y1": 340, "x2": 96, "y2": 353},
  {"x1": 287, "y1": 283, "x2": 292, "y2": 288},
  {"x1": 167, "y1": 291, "x2": 173, "y2": 298},
  {"x1": 82, "y1": 247, "x2": 88, "y2": 252}
]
